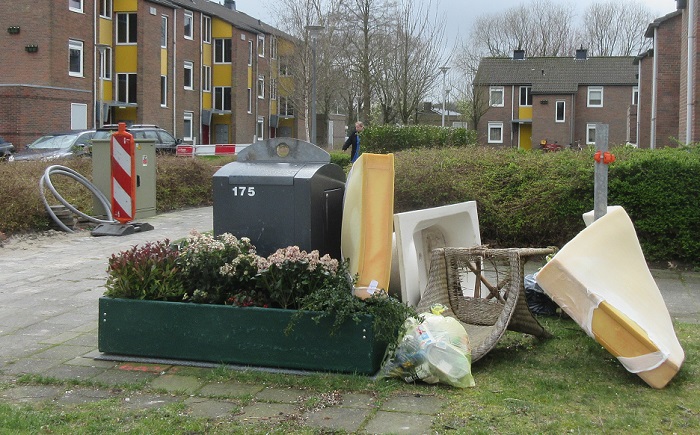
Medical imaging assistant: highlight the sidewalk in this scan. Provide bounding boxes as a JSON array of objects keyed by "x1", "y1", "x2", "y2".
[{"x1": 0, "y1": 206, "x2": 697, "y2": 433}]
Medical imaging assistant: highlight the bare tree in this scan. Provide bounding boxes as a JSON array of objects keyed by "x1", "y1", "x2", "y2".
[{"x1": 581, "y1": 0, "x2": 653, "y2": 56}]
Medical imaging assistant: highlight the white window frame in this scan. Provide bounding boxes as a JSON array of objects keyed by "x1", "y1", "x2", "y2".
[
  {"x1": 270, "y1": 78, "x2": 277, "y2": 100},
  {"x1": 586, "y1": 123, "x2": 597, "y2": 144},
  {"x1": 632, "y1": 86, "x2": 639, "y2": 105},
  {"x1": 214, "y1": 86, "x2": 231, "y2": 111},
  {"x1": 248, "y1": 40, "x2": 253, "y2": 66},
  {"x1": 489, "y1": 86, "x2": 504, "y2": 107},
  {"x1": 587, "y1": 86, "x2": 603, "y2": 107},
  {"x1": 257, "y1": 116, "x2": 265, "y2": 140},
  {"x1": 117, "y1": 73, "x2": 137, "y2": 104},
  {"x1": 257, "y1": 75, "x2": 265, "y2": 99},
  {"x1": 69, "y1": 0, "x2": 84, "y2": 13},
  {"x1": 488, "y1": 122, "x2": 503, "y2": 144},
  {"x1": 116, "y1": 13, "x2": 137, "y2": 44},
  {"x1": 257, "y1": 34, "x2": 265, "y2": 57},
  {"x1": 555, "y1": 100, "x2": 565, "y2": 123},
  {"x1": 183, "y1": 112, "x2": 194, "y2": 141},
  {"x1": 202, "y1": 15, "x2": 211, "y2": 44},
  {"x1": 99, "y1": 46, "x2": 112, "y2": 80},
  {"x1": 184, "y1": 61, "x2": 194, "y2": 90},
  {"x1": 69, "y1": 40, "x2": 84, "y2": 77},
  {"x1": 247, "y1": 88, "x2": 252, "y2": 113},
  {"x1": 279, "y1": 96, "x2": 294, "y2": 116},
  {"x1": 183, "y1": 10, "x2": 194, "y2": 40},
  {"x1": 71, "y1": 103, "x2": 88, "y2": 130},
  {"x1": 99, "y1": 0, "x2": 112, "y2": 19},
  {"x1": 519, "y1": 86, "x2": 532, "y2": 107},
  {"x1": 271, "y1": 36, "x2": 277, "y2": 59},
  {"x1": 201, "y1": 65, "x2": 211, "y2": 93},
  {"x1": 160, "y1": 75, "x2": 167, "y2": 107},
  {"x1": 161, "y1": 15, "x2": 168, "y2": 48},
  {"x1": 279, "y1": 60, "x2": 290, "y2": 76},
  {"x1": 214, "y1": 38, "x2": 231, "y2": 63}
]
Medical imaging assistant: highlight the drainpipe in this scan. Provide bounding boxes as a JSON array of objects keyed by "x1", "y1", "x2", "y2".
[
  {"x1": 511, "y1": 85, "x2": 515, "y2": 147},
  {"x1": 686, "y1": 0, "x2": 695, "y2": 143},
  {"x1": 650, "y1": 27, "x2": 658, "y2": 149},
  {"x1": 93, "y1": 1, "x2": 98, "y2": 129},
  {"x1": 172, "y1": 11, "x2": 178, "y2": 138},
  {"x1": 637, "y1": 62, "x2": 641, "y2": 147}
]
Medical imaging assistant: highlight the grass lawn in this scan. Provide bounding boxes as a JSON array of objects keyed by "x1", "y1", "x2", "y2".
[{"x1": 0, "y1": 317, "x2": 697, "y2": 433}]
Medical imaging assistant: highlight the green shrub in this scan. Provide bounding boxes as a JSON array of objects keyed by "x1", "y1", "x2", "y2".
[
  {"x1": 361, "y1": 125, "x2": 477, "y2": 153},
  {"x1": 329, "y1": 151, "x2": 351, "y2": 168}
]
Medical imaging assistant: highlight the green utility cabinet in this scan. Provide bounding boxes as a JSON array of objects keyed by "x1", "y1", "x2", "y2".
[{"x1": 91, "y1": 138, "x2": 157, "y2": 220}]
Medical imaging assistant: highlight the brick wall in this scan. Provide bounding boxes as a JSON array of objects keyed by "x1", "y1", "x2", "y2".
[
  {"x1": 574, "y1": 85, "x2": 634, "y2": 146},
  {"x1": 655, "y1": 14, "x2": 682, "y2": 147}
]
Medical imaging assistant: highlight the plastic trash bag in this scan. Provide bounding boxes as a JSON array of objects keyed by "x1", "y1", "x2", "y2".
[
  {"x1": 379, "y1": 311, "x2": 475, "y2": 388},
  {"x1": 525, "y1": 272, "x2": 560, "y2": 316}
]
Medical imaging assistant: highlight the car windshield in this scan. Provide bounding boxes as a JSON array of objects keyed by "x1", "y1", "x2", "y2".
[{"x1": 30, "y1": 134, "x2": 80, "y2": 150}]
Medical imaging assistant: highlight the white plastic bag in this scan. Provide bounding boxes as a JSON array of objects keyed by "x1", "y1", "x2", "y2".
[{"x1": 380, "y1": 313, "x2": 475, "y2": 388}]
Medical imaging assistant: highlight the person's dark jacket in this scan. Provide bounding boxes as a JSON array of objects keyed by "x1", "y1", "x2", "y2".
[{"x1": 343, "y1": 130, "x2": 360, "y2": 162}]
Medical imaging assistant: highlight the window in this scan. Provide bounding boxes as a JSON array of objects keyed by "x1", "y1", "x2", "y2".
[
  {"x1": 202, "y1": 16, "x2": 211, "y2": 44},
  {"x1": 69, "y1": 40, "x2": 83, "y2": 77},
  {"x1": 555, "y1": 100, "x2": 565, "y2": 123},
  {"x1": 488, "y1": 122, "x2": 503, "y2": 143},
  {"x1": 117, "y1": 13, "x2": 137, "y2": 44},
  {"x1": 201, "y1": 65, "x2": 211, "y2": 92},
  {"x1": 279, "y1": 96, "x2": 294, "y2": 116},
  {"x1": 248, "y1": 40, "x2": 253, "y2": 66},
  {"x1": 257, "y1": 116, "x2": 265, "y2": 140},
  {"x1": 99, "y1": 46, "x2": 112, "y2": 80},
  {"x1": 160, "y1": 76, "x2": 167, "y2": 106},
  {"x1": 586, "y1": 124, "x2": 596, "y2": 144},
  {"x1": 247, "y1": 89, "x2": 252, "y2": 113},
  {"x1": 214, "y1": 86, "x2": 231, "y2": 110},
  {"x1": 99, "y1": 0, "x2": 112, "y2": 18},
  {"x1": 271, "y1": 36, "x2": 277, "y2": 59},
  {"x1": 161, "y1": 16, "x2": 168, "y2": 48},
  {"x1": 519, "y1": 86, "x2": 532, "y2": 106},
  {"x1": 183, "y1": 10, "x2": 193, "y2": 40},
  {"x1": 257, "y1": 75, "x2": 265, "y2": 99},
  {"x1": 279, "y1": 60, "x2": 290, "y2": 76},
  {"x1": 117, "y1": 73, "x2": 137, "y2": 104},
  {"x1": 257, "y1": 34, "x2": 265, "y2": 57},
  {"x1": 489, "y1": 86, "x2": 504, "y2": 107},
  {"x1": 214, "y1": 39, "x2": 231, "y2": 63},
  {"x1": 183, "y1": 112, "x2": 193, "y2": 141},
  {"x1": 69, "y1": 0, "x2": 83, "y2": 13},
  {"x1": 632, "y1": 86, "x2": 639, "y2": 105},
  {"x1": 588, "y1": 86, "x2": 603, "y2": 107},
  {"x1": 184, "y1": 61, "x2": 194, "y2": 90},
  {"x1": 270, "y1": 78, "x2": 277, "y2": 100}
]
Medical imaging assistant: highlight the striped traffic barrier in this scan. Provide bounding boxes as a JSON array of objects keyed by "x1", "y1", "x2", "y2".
[
  {"x1": 176, "y1": 143, "x2": 238, "y2": 156},
  {"x1": 110, "y1": 123, "x2": 136, "y2": 224}
]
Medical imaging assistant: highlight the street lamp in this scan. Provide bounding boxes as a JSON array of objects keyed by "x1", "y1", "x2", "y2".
[
  {"x1": 305, "y1": 24, "x2": 324, "y2": 144},
  {"x1": 439, "y1": 65, "x2": 450, "y2": 127},
  {"x1": 96, "y1": 43, "x2": 110, "y2": 127}
]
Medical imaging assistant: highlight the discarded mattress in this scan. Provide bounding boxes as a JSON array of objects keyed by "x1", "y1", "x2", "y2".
[
  {"x1": 341, "y1": 153, "x2": 395, "y2": 290},
  {"x1": 535, "y1": 206, "x2": 685, "y2": 388}
]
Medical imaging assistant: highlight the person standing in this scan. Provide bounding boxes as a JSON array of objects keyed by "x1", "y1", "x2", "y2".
[{"x1": 343, "y1": 121, "x2": 364, "y2": 162}]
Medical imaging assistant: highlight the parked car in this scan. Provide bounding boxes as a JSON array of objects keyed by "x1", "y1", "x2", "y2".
[
  {"x1": 8, "y1": 130, "x2": 95, "y2": 162},
  {"x1": 93, "y1": 124, "x2": 182, "y2": 153},
  {"x1": 0, "y1": 136, "x2": 15, "y2": 159}
]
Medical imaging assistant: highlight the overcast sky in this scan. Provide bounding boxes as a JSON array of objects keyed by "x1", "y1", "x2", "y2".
[{"x1": 230, "y1": 0, "x2": 679, "y2": 47}]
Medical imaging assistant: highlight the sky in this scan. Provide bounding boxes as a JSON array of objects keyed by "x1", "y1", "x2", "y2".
[{"x1": 229, "y1": 0, "x2": 679, "y2": 49}]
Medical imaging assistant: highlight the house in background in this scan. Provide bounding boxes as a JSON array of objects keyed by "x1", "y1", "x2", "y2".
[
  {"x1": 0, "y1": 0, "x2": 303, "y2": 149},
  {"x1": 474, "y1": 49, "x2": 638, "y2": 150},
  {"x1": 415, "y1": 102, "x2": 466, "y2": 128},
  {"x1": 636, "y1": 0, "x2": 698, "y2": 148}
]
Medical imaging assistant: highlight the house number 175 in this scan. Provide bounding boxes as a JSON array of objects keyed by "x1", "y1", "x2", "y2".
[{"x1": 232, "y1": 186, "x2": 256, "y2": 197}]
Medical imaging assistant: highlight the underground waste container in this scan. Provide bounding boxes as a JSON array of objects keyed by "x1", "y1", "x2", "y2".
[{"x1": 213, "y1": 138, "x2": 346, "y2": 259}]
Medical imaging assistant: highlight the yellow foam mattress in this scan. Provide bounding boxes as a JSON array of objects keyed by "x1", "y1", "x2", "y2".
[
  {"x1": 341, "y1": 153, "x2": 395, "y2": 290},
  {"x1": 535, "y1": 207, "x2": 685, "y2": 388}
]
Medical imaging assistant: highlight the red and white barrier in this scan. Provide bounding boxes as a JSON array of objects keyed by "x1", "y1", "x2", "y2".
[
  {"x1": 110, "y1": 123, "x2": 136, "y2": 224},
  {"x1": 176, "y1": 143, "x2": 242, "y2": 157}
]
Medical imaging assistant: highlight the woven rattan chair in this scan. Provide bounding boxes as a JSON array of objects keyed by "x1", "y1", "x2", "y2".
[{"x1": 416, "y1": 246, "x2": 557, "y2": 363}]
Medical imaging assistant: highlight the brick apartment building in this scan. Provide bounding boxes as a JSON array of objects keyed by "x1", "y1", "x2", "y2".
[
  {"x1": 0, "y1": 0, "x2": 304, "y2": 149},
  {"x1": 474, "y1": 49, "x2": 638, "y2": 150},
  {"x1": 635, "y1": 0, "x2": 699, "y2": 148}
]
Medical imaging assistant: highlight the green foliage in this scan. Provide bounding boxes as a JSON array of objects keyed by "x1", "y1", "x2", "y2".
[
  {"x1": 329, "y1": 151, "x2": 351, "y2": 168},
  {"x1": 155, "y1": 155, "x2": 217, "y2": 212},
  {"x1": 361, "y1": 125, "x2": 477, "y2": 153}
]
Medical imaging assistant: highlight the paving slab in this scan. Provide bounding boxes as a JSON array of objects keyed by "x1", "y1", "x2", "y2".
[
  {"x1": 57, "y1": 387, "x2": 117, "y2": 405},
  {"x1": 150, "y1": 374, "x2": 204, "y2": 394},
  {"x1": 304, "y1": 406, "x2": 372, "y2": 433},
  {"x1": 363, "y1": 410, "x2": 436, "y2": 434},
  {"x1": 255, "y1": 386, "x2": 307, "y2": 403},
  {"x1": 121, "y1": 392, "x2": 180, "y2": 410},
  {"x1": 185, "y1": 397, "x2": 240, "y2": 419},
  {"x1": 0, "y1": 385, "x2": 63, "y2": 404},
  {"x1": 236, "y1": 401, "x2": 300, "y2": 424},
  {"x1": 380, "y1": 393, "x2": 444, "y2": 414},
  {"x1": 199, "y1": 381, "x2": 264, "y2": 398}
]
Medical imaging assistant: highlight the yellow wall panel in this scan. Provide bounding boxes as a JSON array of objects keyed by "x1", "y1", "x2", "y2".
[
  {"x1": 518, "y1": 106, "x2": 532, "y2": 120},
  {"x1": 161, "y1": 49, "x2": 168, "y2": 75},
  {"x1": 212, "y1": 18, "x2": 232, "y2": 37},
  {"x1": 202, "y1": 92, "x2": 212, "y2": 109},
  {"x1": 98, "y1": 18, "x2": 113, "y2": 45},
  {"x1": 202, "y1": 46, "x2": 212, "y2": 65},
  {"x1": 213, "y1": 64, "x2": 231, "y2": 87},
  {"x1": 114, "y1": 0, "x2": 137, "y2": 12},
  {"x1": 115, "y1": 46, "x2": 138, "y2": 72},
  {"x1": 248, "y1": 68, "x2": 252, "y2": 88}
]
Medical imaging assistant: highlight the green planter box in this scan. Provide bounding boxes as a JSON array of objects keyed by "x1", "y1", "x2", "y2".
[{"x1": 98, "y1": 297, "x2": 387, "y2": 375}]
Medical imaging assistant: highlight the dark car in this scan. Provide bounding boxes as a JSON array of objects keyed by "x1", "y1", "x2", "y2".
[
  {"x1": 93, "y1": 124, "x2": 181, "y2": 153},
  {"x1": 0, "y1": 136, "x2": 15, "y2": 159},
  {"x1": 8, "y1": 130, "x2": 95, "y2": 162}
]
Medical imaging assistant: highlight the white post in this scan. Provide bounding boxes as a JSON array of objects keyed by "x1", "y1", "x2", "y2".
[
  {"x1": 306, "y1": 24, "x2": 324, "y2": 144},
  {"x1": 439, "y1": 66, "x2": 449, "y2": 127},
  {"x1": 593, "y1": 123, "x2": 609, "y2": 221}
]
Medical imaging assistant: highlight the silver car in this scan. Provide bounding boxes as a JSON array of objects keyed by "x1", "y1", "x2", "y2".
[{"x1": 9, "y1": 130, "x2": 95, "y2": 162}]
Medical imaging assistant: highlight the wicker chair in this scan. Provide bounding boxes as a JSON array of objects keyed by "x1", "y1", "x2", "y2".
[{"x1": 416, "y1": 246, "x2": 557, "y2": 363}]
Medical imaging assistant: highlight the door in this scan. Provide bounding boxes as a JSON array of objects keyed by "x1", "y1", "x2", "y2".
[
  {"x1": 215, "y1": 124, "x2": 229, "y2": 144},
  {"x1": 519, "y1": 124, "x2": 532, "y2": 150}
]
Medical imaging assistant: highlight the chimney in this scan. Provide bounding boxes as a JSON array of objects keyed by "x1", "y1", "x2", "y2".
[
  {"x1": 575, "y1": 46, "x2": 588, "y2": 60},
  {"x1": 513, "y1": 49, "x2": 525, "y2": 60},
  {"x1": 224, "y1": 0, "x2": 236, "y2": 10}
]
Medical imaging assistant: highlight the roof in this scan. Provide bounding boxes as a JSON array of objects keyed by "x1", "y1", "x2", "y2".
[
  {"x1": 644, "y1": 10, "x2": 682, "y2": 38},
  {"x1": 475, "y1": 56, "x2": 637, "y2": 94}
]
